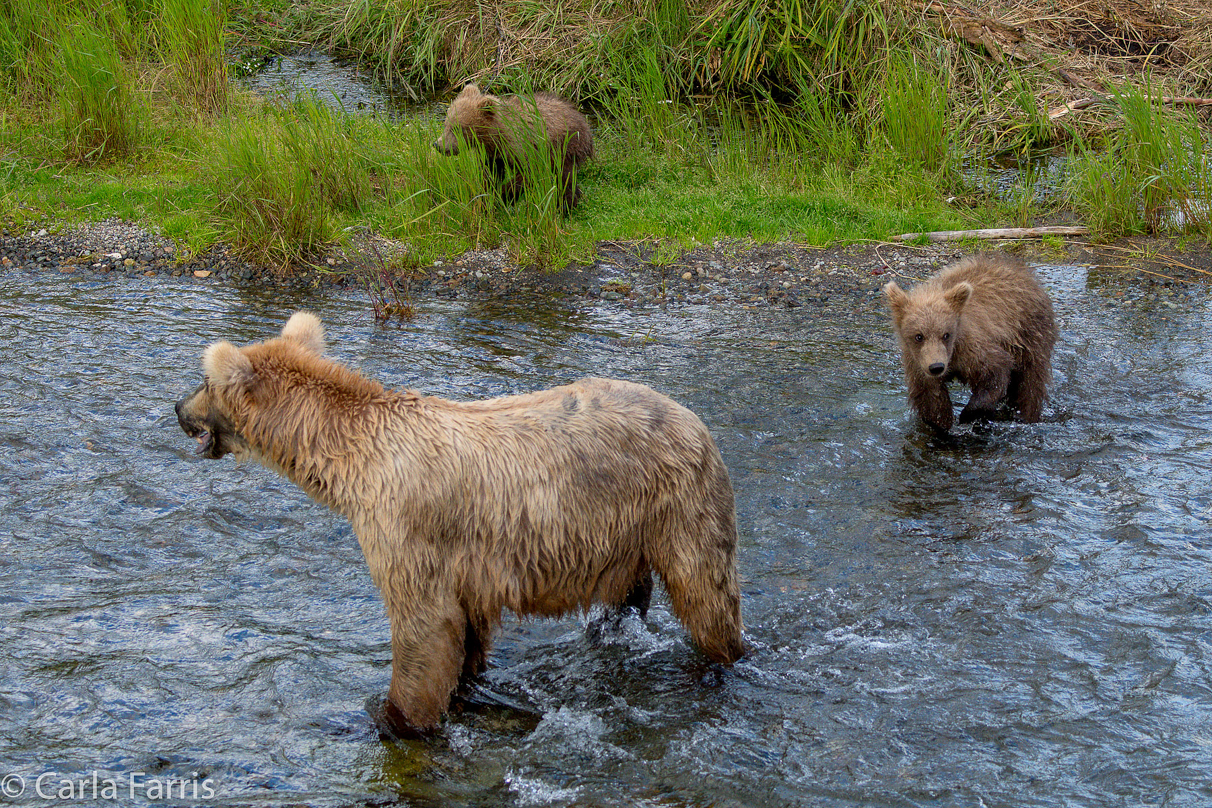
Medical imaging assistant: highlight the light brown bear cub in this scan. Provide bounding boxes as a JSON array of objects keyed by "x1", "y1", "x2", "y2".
[
  {"x1": 176, "y1": 313, "x2": 744, "y2": 737},
  {"x1": 883, "y1": 254, "x2": 1058, "y2": 432},
  {"x1": 434, "y1": 83, "x2": 594, "y2": 210}
]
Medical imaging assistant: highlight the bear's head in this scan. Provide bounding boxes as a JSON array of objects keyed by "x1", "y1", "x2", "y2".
[
  {"x1": 175, "y1": 312, "x2": 326, "y2": 460},
  {"x1": 433, "y1": 83, "x2": 498, "y2": 156},
  {"x1": 883, "y1": 280, "x2": 973, "y2": 379}
]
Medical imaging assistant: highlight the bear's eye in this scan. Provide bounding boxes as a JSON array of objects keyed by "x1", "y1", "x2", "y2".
[
  {"x1": 943, "y1": 332, "x2": 951, "y2": 341},
  {"x1": 914, "y1": 334, "x2": 924, "y2": 343}
]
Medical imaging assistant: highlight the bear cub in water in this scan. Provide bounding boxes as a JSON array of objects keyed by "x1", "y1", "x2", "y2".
[{"x1": 883, "y1": 254, "x2": 1058, "y2": 431}]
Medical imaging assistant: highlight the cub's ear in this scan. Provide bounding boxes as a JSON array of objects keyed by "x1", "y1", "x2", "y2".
[
  {"x1": 944, "y1": 281, "x2": 973, "y2": 312},
  {"x1": 281, "y1": 311, "x2": 325, "y2": 354},
  {"x1": 203, "y1": 341, "x2": 255, "y2": 391},
  {"x1": 883, "y1": 281, "x2": 909, "y2": 322}
]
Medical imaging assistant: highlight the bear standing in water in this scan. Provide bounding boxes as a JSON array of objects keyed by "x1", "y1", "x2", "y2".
[
  {"x1": 433, "y1": 83, "x2": 594, "y2": 210},
  {"x1": 883, "y1": 254, "x2": 1058, "y2": 431},
  {"x1": 176, "y1": 313, "x2": 745, "y2": 737}
]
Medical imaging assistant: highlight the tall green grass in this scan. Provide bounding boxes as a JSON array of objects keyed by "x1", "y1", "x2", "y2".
[
  {"x1": 57, "y1": 19, "x2": 140, "y2": 162},
  {"x1": 1066, "y1": 83, "x2": 1212, "y2": 238},
  {"x1": 207, "y1": 97, "x2": 381, "y2": 268},
  {"x1": 160, "y1": 0, "x2": 228, "y2": 113},
  {"x1": 694, "y1": 0, "x2": 892, "y2": 101},
  {"x1": 882, "y1": 56, "x2": 950, "y2": 173},
  {"x1": 0, "y1": 0, "x2": 60, "y2": 101}
]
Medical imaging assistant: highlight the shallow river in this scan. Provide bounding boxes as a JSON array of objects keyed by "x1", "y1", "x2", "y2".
[{"x1": 1, "y1": 266, "x2": 1210, "y2": 807}]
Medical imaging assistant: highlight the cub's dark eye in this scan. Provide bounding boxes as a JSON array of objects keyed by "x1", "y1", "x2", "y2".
[
  {"x1": 914, "y1": 334, "x2": 924, "y2": 342},
  {"x1": 943, "y1": 332, "x2": 951, "y2": 341}
]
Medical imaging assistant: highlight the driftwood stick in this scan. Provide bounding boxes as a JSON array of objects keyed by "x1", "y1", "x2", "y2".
[
  {"x1": 1048, "y1": 97, "x2": 1102, "y2": 119},
  {"x1": 1049, "y1": 95, "x2": 1212, "y2": 120},
  {"x1": 895, "y1": 226, "x2": 1090, "y2": 242}
]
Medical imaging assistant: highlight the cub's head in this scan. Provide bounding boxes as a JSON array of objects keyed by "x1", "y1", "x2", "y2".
[
  {"x1": 433, "y1": 83, "x2": 497, "y2": 156},
  {"x1": 883, "y1": 280, "x2": 973, "y2": 379},
  {"x1": 175, "y1": 312, "x2": 326, "y2": 460}
]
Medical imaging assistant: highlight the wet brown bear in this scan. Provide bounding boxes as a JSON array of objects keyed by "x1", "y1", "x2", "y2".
[
  {"x1": 883, "y1": 254, "x2": 1058, "y2": 431},
  {"x1": 433, "y1": 83, "x2": 594, "y2": 210},
  {"x1": 176, "y1": 313, "x2": 744, "y2": 736}
]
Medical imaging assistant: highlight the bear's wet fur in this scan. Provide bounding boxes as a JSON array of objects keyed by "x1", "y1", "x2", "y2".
[
  {"x1": 176, "y1": 313, "x2": 744, "y2": 737},
  {"x1": 883, "y1": 254, "x2": 1058, "y2": 431},
  {"x1": 433, "y1": 83, "x2": 594, "y2": 210}
]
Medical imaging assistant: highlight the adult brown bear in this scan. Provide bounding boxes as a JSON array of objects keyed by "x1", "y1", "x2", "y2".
[
  {"x1": 176, "y1": 313, "x2": 745, "y2": 736},
  {"x1": 433, "y1": 83, "x2": 594, "y2": 210},
  {"x1": 883, "y1": 254, "x2": 1058, "y2": 431}
]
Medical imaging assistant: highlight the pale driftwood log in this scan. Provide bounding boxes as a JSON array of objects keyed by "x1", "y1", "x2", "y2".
[
  {"x1": 895, "y1": 226, "x2": 1090, "y2": 242},
  {"x1": 1049, "y1": 95, "x2": 1212, "y2": 120}
]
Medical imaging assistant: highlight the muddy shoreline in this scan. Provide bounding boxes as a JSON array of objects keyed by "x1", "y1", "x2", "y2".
[{"x1": 3, "y1": 220, "x2": 1210, "y2": 311}]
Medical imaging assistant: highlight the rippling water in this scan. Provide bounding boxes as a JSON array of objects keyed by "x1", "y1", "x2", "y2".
[{"x1": 1, "y1": 268, "x2": 1210, "y2": 807}]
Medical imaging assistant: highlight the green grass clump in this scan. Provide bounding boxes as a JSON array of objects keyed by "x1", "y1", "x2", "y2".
[
  {"x1": 57, "y1": 19, "x2": 140, "y2": 162},
  {"x1": 160, "y1": 0, "x2": 228, "y2": 114},
  {"x1": 207, "y1": 98, "x2": 383, "y2": 268},
  {"x1": 882, "y1": 56, "x2": 950, "y2": 173},
  {"x1": 1066, "y1": 83, "x2": 1212, "y2": 239},
  {"x1": 0, "y1": 0, "x2": 61, "y2": 101}
]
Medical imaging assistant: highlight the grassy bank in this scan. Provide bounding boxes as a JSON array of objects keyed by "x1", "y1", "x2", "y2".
[{"x1": 1, "y1": 0, "x2": 1210, "y2": 274}]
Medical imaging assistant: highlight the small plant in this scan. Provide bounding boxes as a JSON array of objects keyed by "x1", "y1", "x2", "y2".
[{"x1": 356, "y1": 238, "x2": 416, "y2": 322}]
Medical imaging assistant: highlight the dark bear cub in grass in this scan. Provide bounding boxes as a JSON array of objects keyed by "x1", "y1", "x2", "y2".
[
  {"x1": 176, "y1": 313, "x2": 745, "y2": 738},
  {"x1": 434, "y1": 83, "x2": 594, "y2": 210},
  {"x1": 883, "y1": 254, "x2": 1058, "y2": 432}
]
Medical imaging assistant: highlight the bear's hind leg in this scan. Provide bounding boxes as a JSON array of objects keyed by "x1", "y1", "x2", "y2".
[
  {"x1": 461, "y1": 614, "x2": 493, "y2": 682},
  {"x1": 620, "y1": 570, "x2": 653, "y2": 618},
  {"x1": 655, "y1": 504, "x2": 745, "y2": 664},
  {"x1": 661, "y1": 557, "x2": 745, "y2": 663},
  {"x1": 1012, "y1": 354, "x2": 1051, "y2": 423}
]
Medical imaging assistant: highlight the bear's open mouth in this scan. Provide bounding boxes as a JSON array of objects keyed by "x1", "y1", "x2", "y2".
[{"x1": 194, "y1": 430, "x2": 214, "y2": 456}]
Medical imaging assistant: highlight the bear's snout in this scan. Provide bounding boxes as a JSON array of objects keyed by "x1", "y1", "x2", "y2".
[
  {"x1": 928, "y1": 362, "x2": 946, "y2": 376},
  {"x1": 433, "y1": 139, "x2": 457, "y2": 156}
]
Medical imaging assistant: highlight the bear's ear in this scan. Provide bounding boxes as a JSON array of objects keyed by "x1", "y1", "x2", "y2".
[
  {"x1": 944, "y1": 281, "x2": 973, "y2": 312},
  {"x1": 281, "y1": 311, "x2": 325, "y2": 354},
  {"x1": 884, "y1": 281, "x2": 909, "y2": 322},
  {"x1": 203, "y1": 341, "x2": 256, "y2": 391}
]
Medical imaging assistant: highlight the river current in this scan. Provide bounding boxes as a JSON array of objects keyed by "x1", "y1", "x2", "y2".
[{"x1": 1, "y1": 266, "x2": 1209, "y2": 807}]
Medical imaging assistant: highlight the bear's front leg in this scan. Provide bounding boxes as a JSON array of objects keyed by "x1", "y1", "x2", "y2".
[
  {"x1": 377, "y1": 593, "x2": 467, "y2": 738},
  {"x1": 909, "y1": 375, "x2": 954, "y2": 431}
]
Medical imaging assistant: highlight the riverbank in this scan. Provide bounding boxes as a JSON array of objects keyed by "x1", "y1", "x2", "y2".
[
  {"x1": 5, "y1": 0, "x2": 1211, "y2": 278},
  {"x1": 4, "y1": 219, "x2": 1210, "y2": 315}
]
